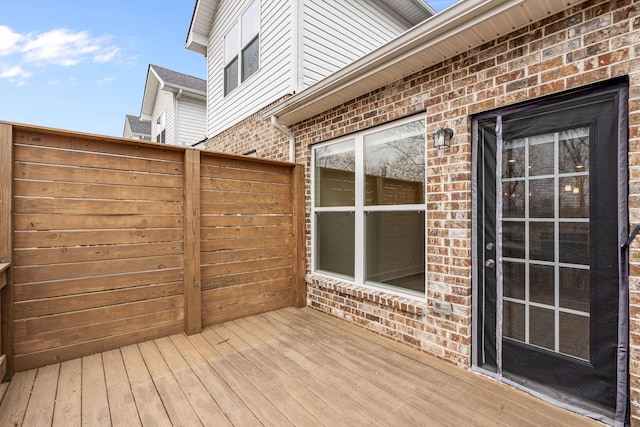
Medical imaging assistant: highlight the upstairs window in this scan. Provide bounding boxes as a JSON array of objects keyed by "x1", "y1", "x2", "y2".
[{"x1": 224, "y1": 0, "x2": 260, "y2": 95}]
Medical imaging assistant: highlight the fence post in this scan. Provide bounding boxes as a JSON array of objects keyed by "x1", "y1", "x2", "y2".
[
  {"x1": 292, "y1": 164, "x2": 307, "y2": 308},
  {"x1": 184, "y1": 149, "x2": 202, "y2": 334},
  {"x1": 0, "y1": 123, "x2": 13, "y2": 380}
]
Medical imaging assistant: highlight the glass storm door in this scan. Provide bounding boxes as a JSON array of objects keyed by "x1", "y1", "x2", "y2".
[{"x1": 475, "y1": 86, "x2": 626, "y2": 414}]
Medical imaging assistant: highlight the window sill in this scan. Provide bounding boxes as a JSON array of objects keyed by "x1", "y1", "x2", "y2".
[{"x1": 306, "y1": 273, "x2": 427, "y2": 316}]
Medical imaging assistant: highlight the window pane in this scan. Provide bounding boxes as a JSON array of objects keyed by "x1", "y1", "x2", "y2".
[
  {"x1": 224, "y1": 21, "x2": 240, "y2": 64},
  {"x1": 503, "y1": 261, "x2": 525, "y2": 300},
  {"x1": 365, "y1": 211, "x2": 424, "y2": 293},
  {"x1": 529, "y1": 133, "x2": 555, "y2": 176},
  {"x1": 559, "y1": 312, "x2": 590, "y2": 360},
  {"x1": 503, "y1": 181, "x2": 524, "y2": 218},
  {"x1": 503, "y1": 301, "x2": 525, "y2": 342},
  {"x1": 364, "y1": 120, "x2": 425, "y2": 205},
  {"x1": 529, "y1": 306, "x2": 555, "y2": 351},
  {"x1": 559, "y1": 127, "x2": 589, "y2": 174},
  {"x1": 241, "y1": 0, "x2": 260, "y2": 44},
  {"x1": 224, "y1": 58, "x2": 238, "y2": 95},
  {"x1": 559, "y1": 222, "x2": 589, "y2": 265},
  {"x1": 529, "y1": 264, "x2": 554, "y2": 306},
  {"x1": 529, "y1": 222, "x2": 554, "y2": 262},
  {"x1": 316, "y1": 212, "x2": 354, "y2": 278},
  {"x1": 559, "y1": 267, "x2": 590, "y2": 312},
  {"x1": 314, "y1": 139, "x2": 355, "y2": 207},
  {"x1": 559, "y1": 176, "x2": 589, "y2": 218},
  {"x1": 242, "y1": 36, "x2": 259, "y2": 81}
]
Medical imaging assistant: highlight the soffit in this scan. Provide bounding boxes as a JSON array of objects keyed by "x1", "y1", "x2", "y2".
[{"x1": 266, "y1": 0, "x2": 585, "y2": 126}]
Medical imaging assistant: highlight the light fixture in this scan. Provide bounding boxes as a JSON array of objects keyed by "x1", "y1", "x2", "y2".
[{"x1": 433, "y1": 127, "x2": 454, "y2": 149}]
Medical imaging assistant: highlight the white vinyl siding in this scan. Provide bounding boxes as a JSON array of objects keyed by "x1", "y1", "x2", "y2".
[
  {"x1": 302, "y1": 0, "x2": 410, "y2": 88},
  {"x1": 207, "y1": 0, "x2": 292, "y2": 137},
  {"x1": 152, "y1": 91, "x2": 174, "y2": 144},
  {"x1": 177, "y1": 96, "x2": 207, "y2": 146}
]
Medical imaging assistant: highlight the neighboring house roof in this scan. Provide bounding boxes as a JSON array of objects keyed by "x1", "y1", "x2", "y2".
[
  {"x1": 140, "y1": 64, "x2": 206, "y2": 121},
  {"x1": 264, "y1": 0, "x2": 586, "y2": 126},
  {"x1": 124, "y1": 114, "x2": 151, "y2": 137},
  {"x1": 185, "y1": 0, "x2": 435, "y2": 55}
]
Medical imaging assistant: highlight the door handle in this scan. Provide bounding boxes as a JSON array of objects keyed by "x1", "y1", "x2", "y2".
[{"x1": 485, "y1": 259, "x2": 496, "y2": 268}]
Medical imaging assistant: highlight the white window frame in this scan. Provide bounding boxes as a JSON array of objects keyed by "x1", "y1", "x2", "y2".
[
  {"x1": 223, "y1": 0, "x2": 260, "y2": 95},
  {"x1": 311, "y1": 114, "x2": 427, "y2": 298}
]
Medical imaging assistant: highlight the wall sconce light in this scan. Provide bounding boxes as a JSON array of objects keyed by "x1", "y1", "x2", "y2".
[{"x1": 434, "y1": 127, "x2": 454, "y2": 149}]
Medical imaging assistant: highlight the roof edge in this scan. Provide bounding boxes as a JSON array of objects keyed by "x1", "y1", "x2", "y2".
[{"x1": 264, "y1": 0, "x2": 583, "y2": 126}]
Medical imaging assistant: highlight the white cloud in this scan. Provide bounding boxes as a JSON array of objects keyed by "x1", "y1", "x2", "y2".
[
  {"x1": 93, "y1": 46, "x2": 120, "y2": 64},
  {"x1": 22, "y1": 28, "x2": 103, "y2": 66},
  {"x1": 0, "y1": 26, "x2": 121, "y2": 85},
  {"x1": 0, "y1": 26, "x2": 22, "y2": 56},
  {"x1": 0, "y1": 65, "x2": 32, "y2": 86},
  {"x1": 97, "y1": 76, "x2": 116, "y2": 84}
]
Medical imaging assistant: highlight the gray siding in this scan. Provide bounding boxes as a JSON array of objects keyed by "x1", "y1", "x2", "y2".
[
  {"x1": 302, "y1": 0, "x2": 410, "y2": 88},
  {"x1": 177, "y1": 96, "x2": 207, "y2": 146},
  {"x1": 206, "y1": 0, "x2": 293, "y2": 137}
]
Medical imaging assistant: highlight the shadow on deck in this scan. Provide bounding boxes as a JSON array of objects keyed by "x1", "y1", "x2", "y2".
[{"x1": 0, "y1": 307, "x2": 600, "y2": 426}]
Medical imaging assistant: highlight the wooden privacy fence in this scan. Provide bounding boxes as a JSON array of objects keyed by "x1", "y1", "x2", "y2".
[{"x1": 0, "y1": 122, "x2": 305, "y2": 375}]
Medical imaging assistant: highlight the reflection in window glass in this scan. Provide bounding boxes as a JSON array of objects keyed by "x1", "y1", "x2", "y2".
[
  {"x1": 529, "y1": 306, "x2": 555, "y2": 351},
  {"x1": 559, "y1": 312, "x2": 590, "y2": 360},
  {"x1": 529, "y1": 264, "x2": 554, "y2": 306},
  {"x1": 503, "y1": 221, "x2": 525, "y2": 259},
  {"x1": 529, "y1": 222, "x2": 554, "y2": 262},
  {"x1": 559, "y1": 127, "x2": 589, "y2": 173},
  {"x1": 364, "y1": 121, "x2": 425, "y2": 205},
  {"x1": 559, "y1": 176, "x2": 589, "y2": 218},
  {"x1": 529, "y1": 134, "x2": 555, "y2": 176},
  {"x1": 503, "y1": 182, "x2": 524, "y2": 218},
  {"x1": 316, "y1": 212, "x2": 354, "y2": 278},
  {"x1": 529, "y1": 179, "x2": 554, "y2": 218},
  {"x1": 503, "y1": 139, "x2": 525, "y2": 178},
  {"x1": 314, "y1": 139, "x2": 355, "y2": 207},
  {"x1": 503, "y1": 261, "x2": 525, "y2": 299},
  {"x1": 559, "y1": 268, "x2": 590, "y2": 312},
  {"x1": 366, "y1": 211, "x2": 425, "y2": 293},
  {"x1": 559, "y1": 222, "x2": 589, "y2": 265},
  {"x1": 504, "y1": 301, "x2": 525, "y2": 342},
  {"x1": 242, "y1": 37, "x2": 259, "y2": 81}
]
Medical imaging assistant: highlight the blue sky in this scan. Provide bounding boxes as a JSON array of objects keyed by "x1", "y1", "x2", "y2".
[{"x1": 0, "y1": 0, "x2": 459, "y2": 138}]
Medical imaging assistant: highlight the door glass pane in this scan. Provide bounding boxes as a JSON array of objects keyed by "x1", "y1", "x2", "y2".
[
  {"x1": 529, "y1": 306, "x2": 555, "y2": 351},
  {"x1": 559, "y1": 312, "x2": 590, "y2": 360},
  {"x1": 364, "y1": 121, "x2": 425, "y2": 205},
  {"x1": 503, "y1": 181, "x2": 524, "y2": 218},
  {"x1": 559, "y1": 222, "x2": 589, "y2": 265},
  {"x1": 529, "y1": 222, "x2": 554, "y2": 262},
  {"x1": 530, "y1": 264, "x2": 554, "y2": 306},
  {"x1": 559, "y1": 267, "x2": 589, "y2": 312},
  {"x1": 529, "y1": 179, "x2": 554, "y2": 218},
  {"x1": 314, "y1": 139, "x2": 355, "y2": 207},
  {"x1": 504, "y1": 301, "x2": 525, "y2": 342},
  {"x1": 559, "y1": 127, "x2": 589, "y2": 173},
  {"x1": 365, "y1": 211, "x2": 425, "y2": 293},
  {"x1": 529, "y1": 134, "x2": 555, "y2": 176},
  {"x1": 316, "y1": 212, "x2": 354, "y2": 278},
  {"x1": 559, "y1": 177, "x2": 589, "y2": 218},
  {"x1": 504, "y1": 261, "x2": 525, "y2": 299},
  {"x1": 503, "y1": 139, "x2": 525, "y2": 178},
  {"x1": 503, "y1": 222, "x2": 525, "y2": 259}
]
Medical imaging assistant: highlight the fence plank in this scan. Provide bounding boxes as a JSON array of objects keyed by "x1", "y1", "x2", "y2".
[
  {"x1": 183, "y1": 150, "x2": 201, "y2": 335},
  {"x1": 0, "y1": 123, "x2": 13, "y2": 380}
]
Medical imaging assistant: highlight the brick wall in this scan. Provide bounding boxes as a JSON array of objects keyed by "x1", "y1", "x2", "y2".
[
  {"x1": 292, "y1": 0, "x2": 640, "y2": 421},
  {"x1": 202, "y1": 0, "x2": 640, "y2": 422},
  {"x1": 202, "y1": 98, "x2": 291, "y2": 161}
]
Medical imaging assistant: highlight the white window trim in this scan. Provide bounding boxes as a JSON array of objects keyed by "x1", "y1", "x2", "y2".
[{"x1": 311, "y1": 114, "x2": 427, "y2": 299}]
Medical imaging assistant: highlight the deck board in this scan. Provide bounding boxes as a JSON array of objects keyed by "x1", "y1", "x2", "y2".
[{"x1": 0, "y1": 307, "x2": 602, "y2": 426}]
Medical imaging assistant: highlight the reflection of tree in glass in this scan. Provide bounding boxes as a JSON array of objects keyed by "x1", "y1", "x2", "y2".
[
  {"x1": 364, "y1": 122, "x2": 425, "y2": 183},
  {"x1": 560, "y1": 129, "x2": 589, "y2": 173},
  {"x1": 315, "y1": 141, "x2": 355, "y2": 172}
]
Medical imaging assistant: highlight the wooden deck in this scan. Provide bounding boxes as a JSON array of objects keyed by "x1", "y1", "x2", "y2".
[{"x1": 0, "y1": 307, "x2": 600, "y2": 426}]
